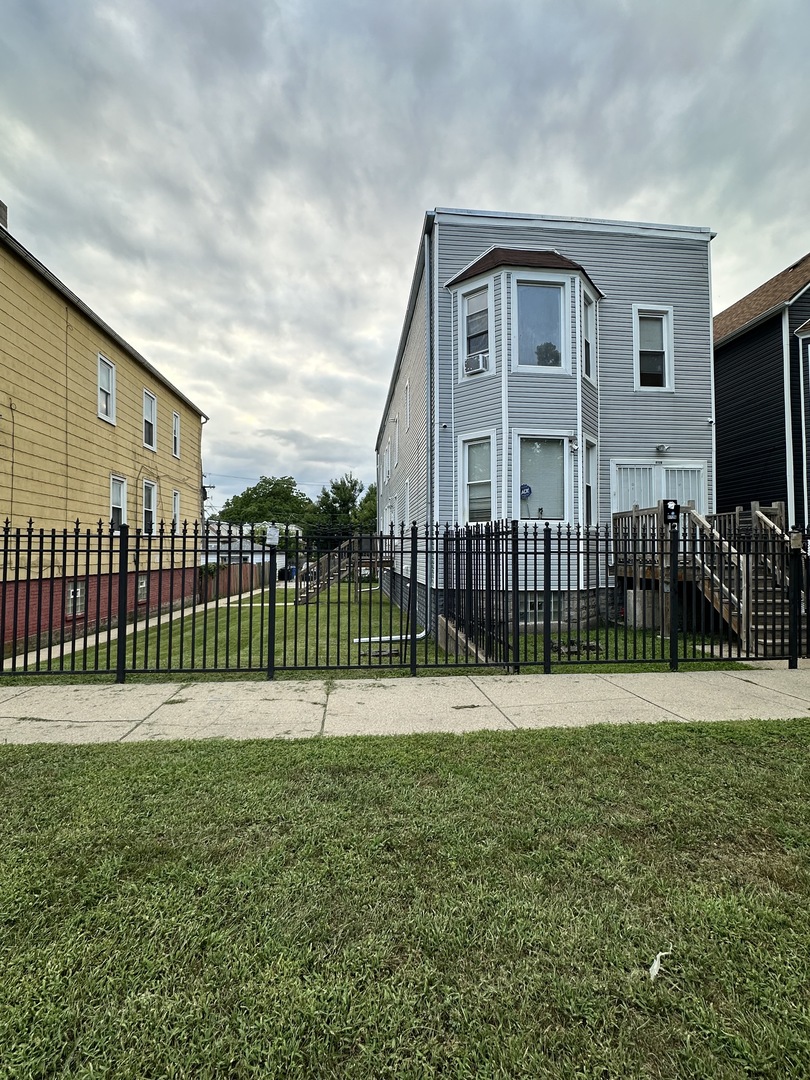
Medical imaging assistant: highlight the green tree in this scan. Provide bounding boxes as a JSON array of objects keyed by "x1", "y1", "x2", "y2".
[
  {"x1": 354, "y1": 483, "x2": 377, "y2": 530},
  {"x1": 218, "y1": 475, "x2": 314, "y2": 526}
]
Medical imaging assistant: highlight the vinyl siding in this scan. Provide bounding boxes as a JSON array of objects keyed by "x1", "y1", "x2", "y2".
[
  {"x1": 0, "y1": 243, "x2": 204, "y2": 531},
  {"x1": 435, "y1": 216, "x2": 713, "y2": 525},
  {"x1": 790, "y1": 293, "x2": 810, "y2": 526},
  {"x1": 714, "y1": 313, "x2": 786, "y2": 513}
]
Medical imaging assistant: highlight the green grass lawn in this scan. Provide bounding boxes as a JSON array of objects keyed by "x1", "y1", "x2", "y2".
[{"x1": 2, "y1": 720, "x2": 808, "y2": 1078}]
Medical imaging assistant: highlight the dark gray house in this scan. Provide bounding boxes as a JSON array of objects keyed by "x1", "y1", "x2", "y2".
[{"x1": 714, "y1": 252, "x2": 810, "y2": 528}]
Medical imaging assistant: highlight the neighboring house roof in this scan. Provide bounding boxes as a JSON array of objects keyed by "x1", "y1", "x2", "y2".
[
  {"x1": 0, "y1": 220, "x2": 208, "y2": 420},
  {"x1": 714, "y1": 252, "x2": 810, "y2": 346},
  {"x1": 795, "y1": 318, "x2": 810, "y2": 336},
  {"x1": 445, "y1": 246, "x2": 604, "y2": 297}
]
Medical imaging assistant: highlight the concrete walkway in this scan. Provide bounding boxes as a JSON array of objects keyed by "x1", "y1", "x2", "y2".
[{"x1": 1, "y1": 664, "x2": 810, "y2": 744}]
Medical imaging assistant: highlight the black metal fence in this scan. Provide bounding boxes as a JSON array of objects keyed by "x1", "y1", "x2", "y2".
[{"x1": 2, "y1": 518, "x2": 808, "y2": 679}]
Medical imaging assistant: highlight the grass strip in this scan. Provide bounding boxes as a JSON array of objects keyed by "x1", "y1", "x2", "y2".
[{"x1": 1, "y1": 720, "x2": 808, "y2": 1078}]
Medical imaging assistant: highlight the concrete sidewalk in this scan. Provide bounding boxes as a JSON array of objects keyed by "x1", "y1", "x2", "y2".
[{"x1": 1, "y1": 665, "x2": 810, "y2": 744}]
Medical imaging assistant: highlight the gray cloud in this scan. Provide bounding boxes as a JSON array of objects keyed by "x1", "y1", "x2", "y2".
[{"x1": 2, "y1": 0, "x2": 809, "y2": 512}]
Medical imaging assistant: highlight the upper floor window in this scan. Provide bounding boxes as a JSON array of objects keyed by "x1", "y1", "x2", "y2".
[
  {"x1": 463, "y1": 287, "x2": 490, "y2": 376},
  {"x1": 98, "y1": 356, "x2": 116, "y2": 424},
  {"x1": 463, "y1": 436, "x2": 493, "y2": 522},
  {"x1": 634, "y1": 305, "x2": 674, "y2": 390},
  {"x1": 583, "y1": 294, "x2": 595, "y2": 382},
  {"x1": 516, "y1": 280, "x2": 566, "y2": 370},
  {"x1": 405, "y1": 379, "x2": 411, "y2": 431},
  {"x1": 143, "y1": 391, "x2": 157, "y2": 450},
  {"x1": 172, "y1": 412, "x2": 180, "y2": 458}
]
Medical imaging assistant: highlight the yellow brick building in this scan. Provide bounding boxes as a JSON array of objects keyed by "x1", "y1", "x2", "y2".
[{"x1": 0, "y1": 203, "x2": 207, "y2": 533}]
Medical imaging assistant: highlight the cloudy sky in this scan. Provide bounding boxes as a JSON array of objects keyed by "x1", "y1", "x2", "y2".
[{"x1": 2, "y1": 0, "x2": 808, "y2": 512}]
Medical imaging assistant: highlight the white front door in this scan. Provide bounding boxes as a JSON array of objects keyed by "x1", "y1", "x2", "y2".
[{"x1": 611, "y1": 460, "x2": 707, "y2": 514}]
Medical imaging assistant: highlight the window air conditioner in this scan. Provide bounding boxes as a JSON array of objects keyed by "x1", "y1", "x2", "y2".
[{"x1": 464, "y1": 352, "x2": 489, "y2": 375}]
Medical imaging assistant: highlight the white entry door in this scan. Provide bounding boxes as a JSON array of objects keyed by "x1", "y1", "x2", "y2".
[{"x1": 611, "y1": 460, "x2": 707, "y2": 515}]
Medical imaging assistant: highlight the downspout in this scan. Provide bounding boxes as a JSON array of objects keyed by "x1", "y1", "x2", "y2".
[
  {"x1": 424, "y1": 219, "x2": 434, "y2": 629},
  {"x1": 783, "y1": 309, "x2": 796, "y2": 526}
]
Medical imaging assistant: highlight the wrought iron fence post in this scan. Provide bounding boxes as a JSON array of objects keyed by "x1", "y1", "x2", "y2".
[
  {"x1": 410, "y1": 522, "x2": 418, "y2": 676},
  {"x1": 543, "y1": 523, "x2": 552, "y2": 674},
  {"x1": 511, "y1": 518, "x2": 520, "y2": 673},
  {"x1": 115, "y1": 523, "x2": 129, "y2": 684},
  {"x1": 669, "y1": 524, "x2": 679, "y2": 671},
  {"x1": 267, "y1": 544, "x2": 278, "y2": 680},
  {"x1": 789, "y1": 531, "x2": 802, "y2": 669}
]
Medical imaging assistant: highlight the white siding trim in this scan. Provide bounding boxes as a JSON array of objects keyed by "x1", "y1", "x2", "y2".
[
  {"x1": 783, "y1": 308, "x2": 795, "y2": 526},
  {"x1": 500, "y1": 271, "x2": 508, "y2": 518},
  {"x1": 575, "y1": 279, "x2": 584, "y2": 526}
]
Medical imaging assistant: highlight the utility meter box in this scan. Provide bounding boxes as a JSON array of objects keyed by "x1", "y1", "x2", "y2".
[{"x1": 664, "y1": 500, "x2": 680, "y2": 525}]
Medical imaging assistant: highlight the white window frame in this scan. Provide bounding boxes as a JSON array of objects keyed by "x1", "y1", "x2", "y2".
[
  {"x1": 405, "y1": 379, "x2": 411, "y2": 431},
  {"x1": 143, "y1": 390, "x2": 157, "y2": 450},
  {"x1": 633, "y1": 304, "x2": 674, "y2": 391},
  {"x1": 511, "y1": 271, "x2": 571, "y2": 374},
  {"x1": 98, "y1": 355, "x2": 116, "y2": 424},
  {"x1": 459, "y1": 429, "x2": 496, "y2": 524},
  {"x1": 404, "y1": 478, "x2": 410, "y2": 527},
  {"x1": 110, "y1": 475, "x2": 127, "y2": 530},
  {"x1": 143, "y1": 479, "x2": 157, "y2": 534},
  {"x1": 584, "y1": 440, "x2": 598, "y2": 527},
  {"x1": 172, "y1": 412, "x2": 180, "y2": 458},
  {"x1": 511, "y1": 429, "x2": 571, "y2": 522},
  {"x1": 583, "y1": 292, "x2": 596, "y2": 385},
  {"x1": 394, "y1": 415, "x2": 399, "y2": 467},
  {"x1": 458, "y1": 282, "x2": 495, "y2": 382},
  {"x1": 66, "y1": 580, "x2": 86, "y2": 618},
  {"x1": 137, "y1": 573, "x2": 148, "y2": 604},
  {"x1": 172, "y1": 490, "x2": 180, "y2": 529}
]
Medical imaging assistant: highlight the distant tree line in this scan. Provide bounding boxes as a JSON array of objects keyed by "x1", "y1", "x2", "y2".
[{"x1": 213, "y1": 473, "x2": 377, "y2": 543}]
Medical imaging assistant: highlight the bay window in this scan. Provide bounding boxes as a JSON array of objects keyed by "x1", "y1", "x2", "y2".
[{"x1": 517, "y1": 436, "x2": 566, "y2": 520}]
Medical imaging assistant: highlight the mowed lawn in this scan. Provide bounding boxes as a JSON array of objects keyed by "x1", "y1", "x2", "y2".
[{"x1": 1, "y1": 720, "x2": 809, "y2": 1078}]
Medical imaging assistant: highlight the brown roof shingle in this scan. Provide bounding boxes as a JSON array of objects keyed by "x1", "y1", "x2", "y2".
[
  {"x1": 714, "y1": 251, "x2": 810, "y2": 345},
  {"x1": 444, "y1": 247, "x2": 604, "y2": 296}
]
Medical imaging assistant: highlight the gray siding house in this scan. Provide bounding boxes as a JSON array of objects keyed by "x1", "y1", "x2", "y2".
[{"x1": 377, "y1": 207, "x2": 715, "y2": 537}]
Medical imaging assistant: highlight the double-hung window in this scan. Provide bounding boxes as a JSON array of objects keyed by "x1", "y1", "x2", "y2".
[
  {"x1": 98, "y1": 356, "x2": 116, "y2": 423},
  {"x1": 143, "y1": 391, "x2": 157, "y2": 450},
  {"x1": 172, "y1": 412, "x2": 180, "y2": 458},
  {"x1": 517, "y1": 281, "x2": 565, "y2": 369},
  {"x1": 634, "y1": 305, "x2": 674, "y2": 389},
  {"x1": 583, "y1": 294, "x2": 595, "y2": 382},
  {"x1": 66, "y1": 580, "x2": 86, "y2": 618},
  {"x1": 517, "y1": 436, "x2": 566, "y2": 520},
  {"x1": 463, "y1": 287, "x2": 490, "y2": 376},
  {"x1": 462, "y1": 436, "x2": 493, "y2": 522},
  {"x1": 172, "y1": 490, "x2": 180, "y2": 529},
  {"x1": 143, "y1": 480, "x2": 156, "y2": 534},
  {"x1": 110, "y1": 476, "x2": 127, "y2": 530}
]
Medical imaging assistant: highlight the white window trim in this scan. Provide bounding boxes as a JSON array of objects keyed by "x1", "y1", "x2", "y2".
[
  {"x1": 458, "y1": 428, "x2": 497, "y2": 524},
  {"x1": 405, "y1": 379, "x2": 411, "y2": 431},
  {"x1": 582, "y1": 291, "x2": 597, "y2": 386},
  {"x1": 110, "y1": 475, "x2": 127, "y2": 530},
  {"x1": 394, "y1": 415, "x2": 399, "y2": 467},
  {"x1": 511, "y1": 429, "x2": 572, "y2": 523},
  {"x1": 143, "y1": 479, "x2": 157, "y2": 533},
  {"x1": 172, "y1": 412, "x2": 181, "y2": 458},
  {"x1": 457, "y1": 280, "x2": 495, "y2": 382},
  {"x1": 66, "y1": 580, "x2": 86, "y2": 618},
  {"x1": 172, "y1": 490, "x2": 181, "y2": 529},
  {"x1": 632, "y1": 304, "x2": 674, "y2": 392},
  {"x1": 510, "y1": 270, "x2": 572, "y2": 374},
  {"x1": 143, "y1": 390, "x2": 157, "y2": 451},
  {"x1": 584, "y1": 439, "x2": 598, "y2": 527},
  {"x1": 97, "y1": 355, "x2": 116, "y2": 425}
]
